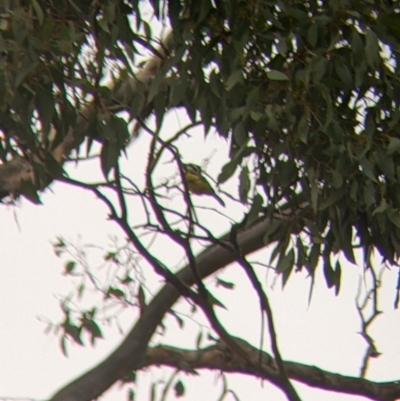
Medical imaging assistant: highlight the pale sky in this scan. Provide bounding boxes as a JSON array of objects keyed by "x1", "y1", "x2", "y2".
[{"x1": 1, "y1": 110, "x2": 400, "y2": 401}]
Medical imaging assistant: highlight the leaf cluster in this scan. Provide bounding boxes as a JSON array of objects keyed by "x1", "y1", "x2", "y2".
[
  {"x1": 154, "y1": 0, "x2": 400, "y2": 290},
  {"x1": 5, "y1": 0, "x2": 400, "y2": 291},
  {"x1": 0, "y1": 0, "x2": 144, "y2": 179}
]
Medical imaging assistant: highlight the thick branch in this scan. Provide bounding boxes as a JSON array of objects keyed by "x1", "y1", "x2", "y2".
[{"x1": 142, "y1": 341, "x2": 400, "y2": 401}]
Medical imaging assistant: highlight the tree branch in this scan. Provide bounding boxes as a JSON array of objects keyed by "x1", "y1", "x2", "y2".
[
  {"x1": 141, "y1": 341, "x2": 400, "y2": 401},
  {"x1": 50, "y1": 205, "x2": 297, "y2": 401}
]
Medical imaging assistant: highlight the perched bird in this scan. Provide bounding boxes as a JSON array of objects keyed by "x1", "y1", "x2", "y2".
[{"x1": 182, "y1": 163, "x2": 225, "y2": 207}]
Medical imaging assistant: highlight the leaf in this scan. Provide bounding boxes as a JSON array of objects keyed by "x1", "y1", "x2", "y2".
[
  {"x1": 232, "y1": 123, "x2": 248, "y2": 146},
  {"x1": 168, "y1": 0, "x2": 182, "y2": 25},
  {"x1": 345, "y1": 10, "x2": 360, "y2": 18},
  {"x1": 276, "y1": 248, "x2": 294, "y2": 273},
  {"x1": 128, "y1": 389, "x2": 135, "y2": 401},
  {"x1": 42, "y1": 151, "x2": 65, "y2": 178},
  {"x1": 15, "y1": 58, "x2": 38, "y2": 87},
  {"x1": 250, "y1": 111, "x2": 264, "y2": 121},
  {"x1": 174, "y1": 380, "x2": 185, "y2": 397},
  {"x1": 387, "y1": 137, "x2": 400, "y2": 155},
  {"x1": 64, "y1": 322, "x2": 83, "y2": 346},
  {"x1": 60, "y1": 335, "x2": 68, "y2": 357},
  {"x1": 360, "y1": 158, "x2": 377, "y2": 183},
  {"x1": 150, "y1": 383, "x2": 156, "y2": 401},
  {"x1": 77, "y1": 283, "x2": 85, "y2": 300},
  {"x1": 98, "y1": 16, "x2": 110, "y2": 33},
  {"x1": 82, "y1": 317, "x2": 103, "y2": 345},
  {"x1": 208, "y1": 293, "x2": 227, "y2": 309},
  {"x1": 340, "y1": 223, "x2": 356, "y2": 264},
  {"x1": 297, "y1": 112, "x2": 310, "y2": 143},
  {"x1": 64, "y1": 260, "x2": 76, "y2": 275},
  {"x1": 224, "y1": 139, "x2": 250, "y2": 176},
  {"x1": 363, "y1": 180, "x2": 376, "y2": 208},
  {"x1": 334, "y1": 260, "x2": 341, "y2": 295},
  {"x1": 266, "y1": 70, "x2": 289, "y2": 81},
  {"x1": 196, "y1": 331, "x2": 203, "y2": 349},
  {"x1": 310, "y1": 181, "x2": 319, "y2": 214},
  {"x1": 143, "y1": 20, "x2": 152, "y2": 40},
  {"x1": 313, "y1": 57, "x2": 327, "y2": 82},
  {"x1": 323, "y1": 255, "x2": 335, "y2": 288},
  {"x1": 111, "y1": 116, "x2": 130, "y2": 148},
  {"x1": 225, "y1": 70, "x2": 243, "y2": 91},
  {"x1": 31, "y1": 0, "x2": 44, "y2": 25},
  {"x1": 365, "y1": 29, "x2": 380, "y2": 68},
  {"x1": 20, "y1": 180, "x2": 42, "y2": 205},
  {"x1": 263, "y1": 219, "x2": 283, "y2": 245},
  {"x1": 307, "y1": 23, "x2": 318, "y2": 47},
  {"x1": 169, "y1": 310, "x2": 184, "y2": 328},
  {"x1": 106, "y1": 287, "x2": 125, "y2": 299},
  {"x1": 216, "y1": 277, "x2": 235, "y2": 290},
  {"x1": 331, "y1": 170, "x2": 343, "y2": 188},
  {"x1": 376, "y1": 148, "x2": 395, "y2": 180},
  {"x1": 387, "y1": 208, "x2": 400, "y2": 229},
  {"x1": 276, "y1": 37, "x2": 288, "y2": 56},
  {"x1": 351, "y1": 29, "x2": 364, "y2": 60},
  {"x1": 101, "y1": 140, "x2": 120, "y2": 179},
  {"x1": 319, "y1": 188, "x2": 344, "y2": 210},
  {"x1": 334, "y1": 58, "x2": 353, "y2": 89},
  {"x1": 316, "y1": 83, "x2": 334, "y2": 127},
  {"x1": 265, "y1": 104, "x2": 280, "y2": 132},
  {"x1": 218, "y1": 160, "x2": 238, "y2": 184},
  {"x1": 230, "y1": 106, "x2": 247, "y2": 122},
  {"x1": 147, "y1": 72, "x2": 164, "y2": 103},
  {"x1": 309, "y1": 243, "x2": 320, "y2": 272},
  {"x1": 281, "y1": 260, "x2": 294, "y2": 288},
  {"x1": 245, "y1": 193, "x2": 264, "y2": 226},
  {"x1": 104, "y1": 251, "x2": 116, "y2": 261},
  {"x1": 238, "y1": 165, "x2": 251, "y2": 204},
  {"x1": 381, "y1": 12, "x2": 400, "y2": 42},
  {"x1": 53, "y1": 237, "x2": 66, "y2": 256},
  {"x1": 372, "y1": 198, "x2": 387, "y2": 216},
  {"x1": 138, "y1": 285, "x2": 146, "y2": 315},
  {"x1": 154, "y1": 92, "x2": 166, "y2": 131}
]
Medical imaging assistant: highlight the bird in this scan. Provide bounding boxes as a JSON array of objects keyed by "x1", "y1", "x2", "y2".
[{"x1": 182, "y1": 163, "x2": 225, "y2": 207}]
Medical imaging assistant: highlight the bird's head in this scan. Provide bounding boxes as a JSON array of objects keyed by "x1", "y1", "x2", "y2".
[{"x1": 183, "y1": 163, "x2": 202, "y2": 175}]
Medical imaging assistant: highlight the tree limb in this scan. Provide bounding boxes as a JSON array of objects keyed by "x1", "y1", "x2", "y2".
[
  {"x1": 141, "y1": 341, "x2": 400, "y2": 401},
  {"x1": 50, "y1": 207, "x2": 294, "y2": 401}
]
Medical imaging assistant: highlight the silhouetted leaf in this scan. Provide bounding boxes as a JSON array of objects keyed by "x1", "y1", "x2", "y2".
[{"x1": 266, "y1": 70, "x2": 289, "y2": 81}]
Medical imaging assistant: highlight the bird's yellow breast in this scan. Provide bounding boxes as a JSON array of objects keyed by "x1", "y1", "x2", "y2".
[{"x1": 185, "y1": 171, "x2": 214, "y2": 194}]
